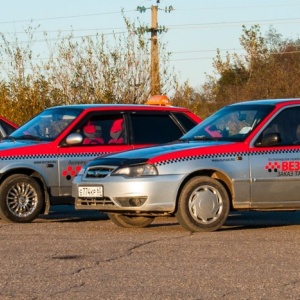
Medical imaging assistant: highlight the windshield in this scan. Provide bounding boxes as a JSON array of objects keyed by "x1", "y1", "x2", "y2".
[
  {"x1": 9, "y1": 107, "x2": 82, "y2": 142},
  {"x1": 181, "y1": 104, "x2": 275, "y2": 142}
]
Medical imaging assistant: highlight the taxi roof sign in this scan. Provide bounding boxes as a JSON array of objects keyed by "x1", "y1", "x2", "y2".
[{"x1": 145, "y1": 95, "x2": 171, "y2": 106}]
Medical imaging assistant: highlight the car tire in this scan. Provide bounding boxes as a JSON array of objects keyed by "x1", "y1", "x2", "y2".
[
  {"x1": 176, "y1": 176, "x2": 229, "y2": 232},
  {"x1": 0, "y1": 174, "x2": 44, "y2": 223},
  {"x1": 108, "y1": 213, "x2": 155, "y2": 228}
]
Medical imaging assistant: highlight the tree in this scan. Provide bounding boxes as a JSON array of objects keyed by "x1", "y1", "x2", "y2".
[
  {"x1": 0, "y1": 16, "x2": 176, "y2": 124},
  {"x1": 201, "y1": 25, "x2": 300, "y2": 108}
]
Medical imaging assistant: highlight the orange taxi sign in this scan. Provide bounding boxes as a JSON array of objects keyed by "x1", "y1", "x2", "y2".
[{"x1": 145, "y1": 95, "x2": 171, "y2": 106}]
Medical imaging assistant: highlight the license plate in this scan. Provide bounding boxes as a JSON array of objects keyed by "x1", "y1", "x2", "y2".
[{"x1": 78, "y1": 186, "x2": 103, "y2": 198}]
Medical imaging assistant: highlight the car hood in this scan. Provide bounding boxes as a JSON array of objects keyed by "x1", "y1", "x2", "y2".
[
  {"x1": 118, "y1": 141, "x2": 230, "y2": 158},
  {"x1": 0, "y1": 139, "x2": 47, "y2": 152},
  {"x1": 89, "y1": 140, "x2": 245, "y2": 166}
]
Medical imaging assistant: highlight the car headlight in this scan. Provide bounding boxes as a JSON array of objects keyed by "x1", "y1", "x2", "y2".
[{"x1": 112, "y1": 163, "x2": 158, "y2": 177}]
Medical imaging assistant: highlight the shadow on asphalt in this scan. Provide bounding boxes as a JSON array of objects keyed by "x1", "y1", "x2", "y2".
[
  {"x1": 37, "y1": 205, "x2": 300, "y2": 231},
  {"x1": 221, "y1": 210, "x2": 300, "y2": 231},
  {"x1": 38, "y1": 205, "x2": 109, "y2": 222}
]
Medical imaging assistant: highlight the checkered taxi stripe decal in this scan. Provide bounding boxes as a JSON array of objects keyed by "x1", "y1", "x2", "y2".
[
  {"x1": 0, "y1": 152, "x2": 110, "y2": 161},
  {"x1": 154, "y1": 149, "x2": 300, "y2": 166}
]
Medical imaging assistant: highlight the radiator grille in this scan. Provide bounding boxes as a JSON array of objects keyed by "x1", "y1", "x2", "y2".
[{"x1": 85, "y1": 166, "x2": 115, "y2": 178}]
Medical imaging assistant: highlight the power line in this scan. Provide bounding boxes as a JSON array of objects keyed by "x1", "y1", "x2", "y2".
[
  {"x1": 170, "y1": 49, "x2": 300, "y2": 62},
  {"x1": 174, "y1": 3, "x2": 300, "y2": 12},
  {"x1": 0, "y1": 10, "x2": 136, "y2": 25},
  {"x1": 166, "y1": 17, "x2": 300, "y2": 30},
  {"x1": 1, "y1": 44, "x2": 300, "y2": 69},
  {"x1": 0, "y1": 31, "x2": 127, "y2": 46},
  {"x1": 172, "y1": 48, "x2": 243, "y2": 54},
  {"x1": 2, "y1": 27, "x2": 126, "y2": 35},
  {"x1": 1, "y1": 16, "x2": 299, "y2": 37},
  {"x1": 0, "y1": 4, "x2": 299, "y2": 66},
  {"x1": 0, "y1": 2, "x2": 298, "y2": 26}
]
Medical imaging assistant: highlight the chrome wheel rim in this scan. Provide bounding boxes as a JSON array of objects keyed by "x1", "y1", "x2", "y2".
[
  {"x1": 188, "y1": 185, "x2": 223, "y2": 224},
  {"x1": 6, "y1": 182, "x2": 38, "y2": 217}
]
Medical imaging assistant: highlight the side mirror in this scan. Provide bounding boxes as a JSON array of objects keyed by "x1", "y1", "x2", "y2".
[
  {"x1": 256, "y1": 133, "x2": 281, "y2": 147},
  {"x1": 65, "y1": 133, "x2": 83, "y2": 145}
]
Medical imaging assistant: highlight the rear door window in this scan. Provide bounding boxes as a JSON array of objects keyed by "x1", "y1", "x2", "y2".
[
  {"x1": 130, "y1": 113, "x2": 183, "y2": 144},
  {"x1": 172, "y1": 112, "x2": 198, "y2": 131},
  {"x1": 0, "y1": 120, "x2": 15, "y2": 136}
]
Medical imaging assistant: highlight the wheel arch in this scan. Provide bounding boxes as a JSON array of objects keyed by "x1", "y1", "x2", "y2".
[
  {"x1": 0, "y1": 168, "x2": 50, "y2": 215},
  {"x1": 175, "y1": 169, "x2": 234, "y2": 212}
]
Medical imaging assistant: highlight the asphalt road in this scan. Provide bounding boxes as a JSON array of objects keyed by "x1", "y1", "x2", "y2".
[{"x1": 1, "y1": 206, "x2": 300, "y2": 300}]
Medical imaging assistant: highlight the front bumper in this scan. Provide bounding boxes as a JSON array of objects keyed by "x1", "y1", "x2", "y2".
[{"x1": 72, "y1": 173, "x2": 184, "y2": 214}]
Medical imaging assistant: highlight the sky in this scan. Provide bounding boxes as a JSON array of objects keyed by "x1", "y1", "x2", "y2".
[{"x1": 0, "y1": 0, "x2": 299, "y2": 88}]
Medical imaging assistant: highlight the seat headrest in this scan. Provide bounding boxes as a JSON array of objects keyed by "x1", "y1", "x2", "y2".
[
  {"x1": 83, "y1": 124, "x2": 96, "y2": 134},
  {"x1": 111, "y1": 119, "x2": 123, "y2": 133}
]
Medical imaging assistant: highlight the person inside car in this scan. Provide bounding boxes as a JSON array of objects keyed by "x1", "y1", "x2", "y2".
[
  {"x1": 83, "y1": 123, "x2": 104, "y2": 144},
  {"x1": 108, "y1": 119, "x2": 125, "y2": 144}
]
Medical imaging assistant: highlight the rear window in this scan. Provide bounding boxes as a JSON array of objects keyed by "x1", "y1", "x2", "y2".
[
  {"x1": 172, "y1": 112, "x2": 198, "y2": 131},
  {"x1": 0, "y1": 120, "x2": 15, "y2": 135},
  {"x1": 131, "y1": 113, "x2": 183, "y2": 144}
]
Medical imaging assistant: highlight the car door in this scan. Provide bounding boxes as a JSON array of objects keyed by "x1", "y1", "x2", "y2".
[{"x1": 250, "y1": 106, "x2": 300, "y2": 208}]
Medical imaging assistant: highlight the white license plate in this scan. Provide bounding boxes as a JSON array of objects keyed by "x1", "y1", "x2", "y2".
[{"x1": 78, "y1": 186, "x2": 103, "y2": 198}]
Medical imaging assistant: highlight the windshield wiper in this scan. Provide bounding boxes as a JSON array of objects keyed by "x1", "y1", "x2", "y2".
[
  {"x1": 193, "y1": 135, "x2": 218, "y2": 141},
  {"x1": 14, "y1": 135, "x2": 42, "y2": 141},
  {"x1": 2, "y1": 136, "x2": 16, "y2": 142},
  {"x1": 178, "y1": 138, "x2": 190, "y2": 142}
]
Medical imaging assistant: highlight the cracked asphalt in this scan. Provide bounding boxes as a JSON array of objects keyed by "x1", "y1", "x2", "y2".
[{"x1": 1, "y1": 206, "x2": 300, "y2": 300}]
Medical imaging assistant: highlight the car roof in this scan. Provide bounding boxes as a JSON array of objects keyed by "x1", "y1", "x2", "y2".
[
  {"x1": 230, "y1": 98, "x2": 300, "y2": 107},
  {"x1": 46, "y1": 104, "x2": 191, "y2": 112}
]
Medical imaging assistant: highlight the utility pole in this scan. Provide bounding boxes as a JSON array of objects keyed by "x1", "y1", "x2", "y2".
[
  {"x1": 150, "y1": 5, "x2": 160, "y2": 96},
  {"x1": 137, "y1": 3, "x2": 173, "y2": 96}
]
